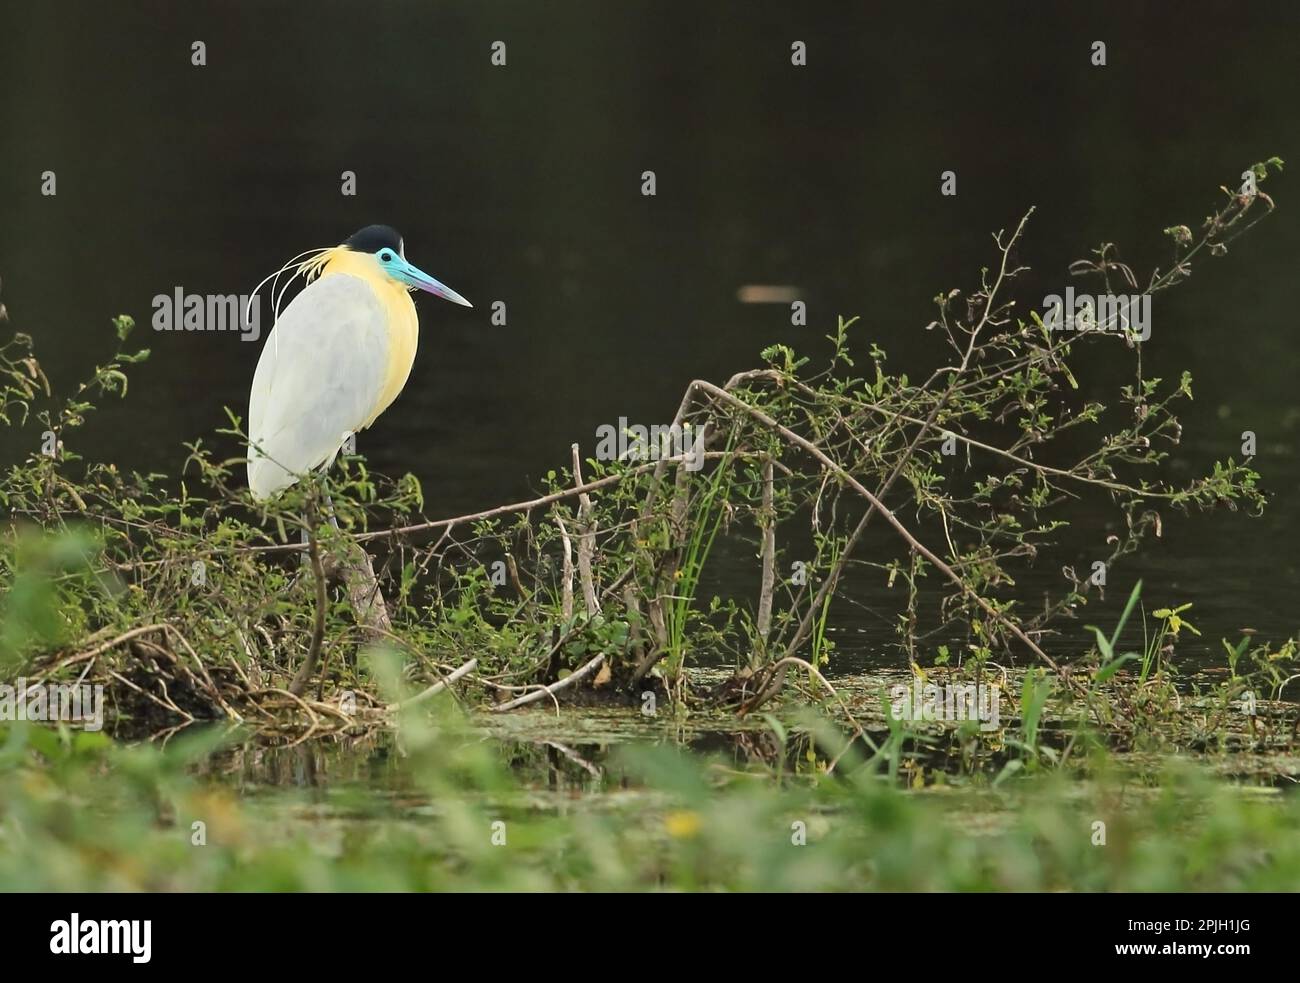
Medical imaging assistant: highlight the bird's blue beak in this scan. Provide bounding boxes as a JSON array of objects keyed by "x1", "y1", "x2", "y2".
[{"x1": 393, "y1": 258, "x2": 473, "y2": 307}]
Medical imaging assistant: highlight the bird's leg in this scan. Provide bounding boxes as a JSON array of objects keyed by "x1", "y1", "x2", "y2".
[
  {"x1": 322, "y1": 489, "x2": 341, "y2": 530},
  {"x1": 289, "y1": 500, "x2": 327, "y2": 698}
]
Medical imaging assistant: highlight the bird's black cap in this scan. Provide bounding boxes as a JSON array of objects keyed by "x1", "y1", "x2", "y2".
[{"x1": 344, "y1": 224, "x2": 404, "y2": 256}]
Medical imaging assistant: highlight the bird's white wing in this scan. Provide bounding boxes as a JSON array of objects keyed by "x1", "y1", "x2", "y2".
[{"x1": 247, "y1": 273, "x2": 389, "y2": 500}]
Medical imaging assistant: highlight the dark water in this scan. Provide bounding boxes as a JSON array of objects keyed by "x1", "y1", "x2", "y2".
[{"x1": 2, "y1": 1, "x2": 1297, "y2": 669}]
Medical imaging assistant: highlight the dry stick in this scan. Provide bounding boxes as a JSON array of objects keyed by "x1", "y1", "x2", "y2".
[
  {"x1": 754, "y1": 457, "x2": 776, "y2": 668},
  {"x1": 506, "y1": 553, "x2": 530, "y2": 602},
  {"x1": 392, "y1": 657, "x2": 478, "y2": 710},
  {"x1": 554, "y1": 510, "x2": 575, "y2": 622},
  {"x1": 159, "y1": 625, "x2": 240, "y2": 721},
  {"x1": 119, "y1": 648, "x2": 194, "y2": 721},
  {"x1": 571, "y1": 444, "x2": 601, "y2": 615},
  {"x1": 288, "y1": 507, "x2": 328, "y2": 697},
  {"x1": 152, "y1": 674, "x2": 190, "y2": 720},
  {"x1": 30, "y1": 623, "x2": 171, "y2": 684},
  {"x1": 228, "y1": 628, "x2": 261, "y2": 693},
  {"x1": 298, "y1": 698, "x2": 358, "y2": 727},
  {"x1": 637, "y1": 387, "x2": 701, "y2": 524},
  {"x1": 353, "y1": 456, "x2": 688, "y2": 555},
  {"x1": 692, "y1": 380, "x2": 1070, "y2": 684},
  {"x1": 105, "y1": 451, "x2": 754, "y2": 573},
  {"x1": 30, "y1": 622, "x2": 244, "y2": 722},
  {"x1": 374, "y1": 469, "x2": 655, "y2": 541},
  {"x1": 219, "y1": 469, "x2": 648, "y2": 560},
  {"x1": 132, "y1": 636, "x2": 230, "y2": 723},
  {"x1": 251, "y1": 687, "x2": 322, "y2": 745},
  {"x1": 107, "y1": 669, "x2": 196, "y2": 723},
  {"x1": 490, "y1": 653, "x2": 606, "y2": 712}
]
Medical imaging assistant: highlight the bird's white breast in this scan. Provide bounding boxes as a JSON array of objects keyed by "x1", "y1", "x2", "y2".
[{"x1": 246, "y1": 273, "x2": 394, "y2": 500}]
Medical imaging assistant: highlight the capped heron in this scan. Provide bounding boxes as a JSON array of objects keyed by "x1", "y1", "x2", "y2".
[{"x1": 246, "y1": 225, "x2": 471, "y2": 500}]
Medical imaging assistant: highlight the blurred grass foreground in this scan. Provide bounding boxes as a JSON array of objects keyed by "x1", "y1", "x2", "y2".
[{"x1": 3, "y1": 698, "x2": 1300, "y2": 891}]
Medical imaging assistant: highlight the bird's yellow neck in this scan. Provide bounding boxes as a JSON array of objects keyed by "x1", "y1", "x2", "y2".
[{"x1": 304, "y1": 247, "x2": 420, "y2": 426}]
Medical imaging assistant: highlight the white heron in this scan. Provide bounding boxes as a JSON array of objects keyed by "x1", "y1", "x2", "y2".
[{"x1": 246, "y1": 225, "x2": 471, "y2": 500}]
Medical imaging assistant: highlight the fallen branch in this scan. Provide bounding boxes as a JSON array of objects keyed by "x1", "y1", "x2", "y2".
[
  {"x1": 489, "y1": 653, "x2": 606, "y2": 712},
  {"x1": 393, "y1": 657, "x2": 478, "y2": 710}
]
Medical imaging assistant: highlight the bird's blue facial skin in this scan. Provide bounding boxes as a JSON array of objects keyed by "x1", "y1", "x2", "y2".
[{"x1": 373, "y1": 248, "x2": 473, "y2": 308}]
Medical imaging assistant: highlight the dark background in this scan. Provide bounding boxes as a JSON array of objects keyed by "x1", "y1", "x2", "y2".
[{"x1": 1, "y1": 0, "x2": 1296, "y2": 666}]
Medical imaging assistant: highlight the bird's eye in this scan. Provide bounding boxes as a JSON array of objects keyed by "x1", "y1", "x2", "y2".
[{"x1": 378, "y1": 249, "x2": 394, "y2": 263}]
